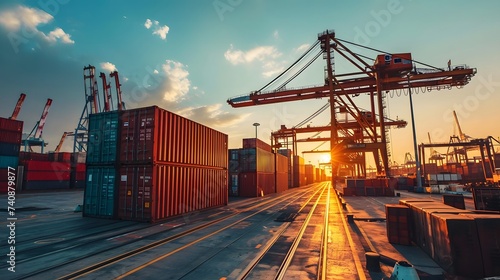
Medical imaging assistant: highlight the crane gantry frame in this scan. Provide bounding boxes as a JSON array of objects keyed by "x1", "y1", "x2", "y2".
[{"x1": 227, "y1": 30, "x2": 476, "y2": 180}]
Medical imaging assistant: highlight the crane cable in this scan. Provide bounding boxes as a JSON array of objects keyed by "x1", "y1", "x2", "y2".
[
  {"x1": 258, "y1": 40, "x2": 321, "y2": 92},
  {"x1": 294, "y1": 102, "x2": 330, "y2": 128},
  {"x1": 276, "y1": 50, "x2": 324, "y2": 90}
]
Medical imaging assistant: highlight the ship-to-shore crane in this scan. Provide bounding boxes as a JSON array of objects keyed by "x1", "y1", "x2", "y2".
[
  {"x1": 10, "y1": 93, "x2": 26, "y2": 120},
  {"x1": 22, "y1": 98, "x2": 52, "y2": 152},
  {"x1": 227, "y1": 30, "x2": 476, "y2": 180}
]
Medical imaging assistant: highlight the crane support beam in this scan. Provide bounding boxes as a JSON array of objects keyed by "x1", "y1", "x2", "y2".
[{"x1": 34, "y1": 98, "x2": 53, "y2": 139}]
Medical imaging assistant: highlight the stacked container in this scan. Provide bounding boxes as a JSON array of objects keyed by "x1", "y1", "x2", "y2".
[
  {"x1": 278, "y1": 149, "x2": 294, "y2": 188},
  {"x1": 293, "y1": 155, "x2": 305, "y2": 187},
  {"x1": 84, "y1": 111, "x2": 121, "y2": 218},
  {"x1": 275, "y1": 152, "x2": 288, "y2": 194},
  {"x1": 0, "y1": 117, "x2": 23, "y2": 193},
  {"x1": 118, "y1": 106, "x2": 228, "y2": 222}
]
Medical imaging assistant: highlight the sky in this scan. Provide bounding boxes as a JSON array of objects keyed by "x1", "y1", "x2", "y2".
[{"x1": 0, "y1": 0, "x2": 499, "y2": 168}]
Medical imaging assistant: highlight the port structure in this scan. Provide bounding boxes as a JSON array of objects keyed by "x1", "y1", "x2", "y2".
[
  {"x1": 227, "y1": 30, "x2": 476, "y2": 181},
  {"x1": 73, "y1": 65, "x2": 125, "y2": 153},
  {"x1": 22, "y1": 98, "x2": 53, "y2": 153}
]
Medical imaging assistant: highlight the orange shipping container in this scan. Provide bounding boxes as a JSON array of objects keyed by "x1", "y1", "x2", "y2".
[
  {"x1": 120, "y1": 106, "x2": 227, "y2": 168},
  {"x1": 118, "y1": 164, "x2": 227, "y2": 223}
]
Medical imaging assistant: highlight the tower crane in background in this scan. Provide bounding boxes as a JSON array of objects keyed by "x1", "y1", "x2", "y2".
[
  {"x1": 99, "y1": 72, "x2": 113, "y2": 112},
  {"x1": 22, "y1": 98, "x2": 52, "y2": 153},
  {"x1": 110, "y1": 70, "x2": 125, "y2": 110},
  {"x1": 10, "y1": 93, "x2": 26, "y2": 120},
  {"x1": 227, "y1": 30, "x2": 476, "y2": 181}
]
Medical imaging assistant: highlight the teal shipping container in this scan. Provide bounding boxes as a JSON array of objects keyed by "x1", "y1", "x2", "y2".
[
  {"x1": 83, "y1": 166, "x2": 118, "y2": 218},
  {"x1": 86, "y1": 111, "x2": 120, "y2": 165},
  {"x1": 0, "y1": 155, "x2": 19, "y2": 169}
]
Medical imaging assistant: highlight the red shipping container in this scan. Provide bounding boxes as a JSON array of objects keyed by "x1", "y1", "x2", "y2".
[
  {"x1": 0, "y1": 130, "x2": 22, "y2": 144},
  {"x1": 385, "y1": 204, "x2": 411, "y2": 245},
  {"x1": 25, "y1": 170, "x2": 70, "y2": 181},
  {"x1": 242, "y1": 138, "x2": 272, "y2": 153},
  {"x1": 120, "y1": 106, "x2": 228, "y2": 168},
  {"x1": 75, "y1": 163, "x2": 86, "y2": 172},
  {"x1": 0, "y1": 117, "x2": 23, "y2": 132},
  {"x1": 19, "y1": 152, "x2": 50, "y2": 162},
  {"x1": 238, "y1": 172, "x2": 275, "y2": 197},
  {"x1": 24, "y1": 160, "x2": 70, "y2": 172},
  {"x1": 118, "y1": 164, "x2": 227, "y2": 223}
]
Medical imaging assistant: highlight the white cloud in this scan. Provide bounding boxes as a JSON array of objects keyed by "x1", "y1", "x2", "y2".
[
  {"x1": 144, "y1": 18, "x2": 170, "y2": 40},
  {"x1": 225, "y1": 44, "x2": 284, "y2": 77},
  {"x1": 153, "y1": 25, "x2": 169, "y2": 40},
  {"x1": 0, "y1": 5, "x2": 74, "y2": 45},
  {"x1": 161, "y1": 60, "x2": 190, "y2": 102},
  {"x1": 295, "y1": 43, "x2": 310, "y2": 53},
  {"x1": 100, "y1": 62, "x2": 117, "y2": 73},
  {"x1": 176, "y1": 104, "x2": 251, "y2": 128},
  {"x1": 144, "y1": 19, "x2": 152, "y2": 29},
  {"x1": 153, "y1": 69, "x2": 159, "y2": 74},
  {"x1": 273, "y1": 30, "x2": 279, "y2": 39},
  {"x1": 192, "y1": 86, "x2": 198, "y2": 90},
  {"x1": 224, "y1": 44, "x2": 282, "y2": 65},
  {"x1": 45, "y1": 27, "x2": 74, "y2": 44}
]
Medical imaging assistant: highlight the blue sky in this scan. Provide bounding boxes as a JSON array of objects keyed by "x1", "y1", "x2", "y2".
[{"x1": 0, "y1": 0, "x2": 499, "y2": 166}]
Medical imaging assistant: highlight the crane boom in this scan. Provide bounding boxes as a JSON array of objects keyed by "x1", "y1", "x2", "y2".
[
  {"x1": 10, "y1": 93, "x2": 26, "y2": 120},
  {"x1": 110, "y1": 71, "x2": 124, "y2": 110},
  {"x1": 452, "y1": 110, "x2": 467, "y2": 141},
  {"x1": 99, "y1": 72, "x2": 112, "y2": 112},
  {"x1": 34, "y1": 98, "x2": 52, "y2": 139},
  {"x1": 55, "y1": 132, "x2": 68, "y2": 152}
]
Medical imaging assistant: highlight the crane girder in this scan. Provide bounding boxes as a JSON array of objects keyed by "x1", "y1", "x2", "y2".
[{"x1": 10, "y1": 93, "x2": 26, "y2": 120}]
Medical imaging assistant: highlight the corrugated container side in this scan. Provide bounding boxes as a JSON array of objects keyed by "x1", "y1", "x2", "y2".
[
  {"x1": 19, "y1": 152, "x2": 50, "y2": 161},
  {"x1": 238, "y1": 172, "x2": 275, "y2": 197},
  {"x1": 119, "y1": 106, "x2": 227, "y2": 167},
  {"x1": 86, "y1": 111, "x2": 120, "y2": 165},
  {"x1": 228, "y1": 172, "x2": 239, "y2": 196},
  {"x1": 118, "y1": 164, "x2": 227, "y2": 223},
  {"x1": 275, "y1": 152, "x2": 288, "y2": 193},
  {"x1": 0, "y1": 117, "x2": 23, "y2": 132},
  {"x1": 25, "y1": 170, "x2": 70, "y2": 181},
  {"x1": 0, "y1": 142, "x2": 20, "y2": 157},
  {"x1": 0, "y1": 155, "x2": 19, "y2": 169},
  {"x1": 84, "y1": 166, "x2": 118, "y2": 218},
  {"x1": 305, "y1": 164, "x2": 314, "y2": 185},
  {"x1": 430, "y1": 213, "x2": 483, "y2": 278},
  {"x1": 0, "y1": 130, "x2": 23, "y2": 144},
  {"x1": 256, "y1": 148, "x2": 274, "y2": 173},
  {"x1": 24, "y1": 160, "x2": 70, "y2": 172},
  {"x1": 242, "y1": 138, "x2": 272, "y2": 152},
  {"x1": 71, "y1": 152, "x2": 87, "y2": 164},
  {"x1": 461, "y1": 213, "x2": 500, "y2": 277},
  {"x1": 385, "y1": 204, "x2": 411, "y2": 245},
  {"x1": 293, "y1": 155, "x2": 305, "y2": 187}
]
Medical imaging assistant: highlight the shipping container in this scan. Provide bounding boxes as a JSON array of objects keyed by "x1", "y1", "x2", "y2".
[
  {"x1": 84, "y1": 166, "x2": 118, "y2": 218},
  {"x1": 228, "y1": 172, "x2": 239, "y2": 196},
  {"x1": 86, "y1": 111, "x2": 121, "y2": 165},
  {"x1": 385, "y1": 204, "x2": 411, "y2": 245},
  {"x1": 430, "y1": 213, "x2": 483, "y2": 278},
  {"x1": 305, "y1": 164, "x2": 314, "y2": 185},
  {"x1": 0, "y1": 142, "x2": 20, "y2": 157},
  {"x1": 19, "y1": 151, "x2": 50, "y2": 161},
  {"x1": 238, "y1": 172, "x2": 275, "y2": 197},
  {"x1": 461, "y1": 213, "x2": 500, "y2": 277},
  {"x1": 118, "y1": 164, "x2": 227, "y2": 223},
  {"x1": 242, "y1": 138, "x2": 272, "y2": 152},
  {"x1": 0, "y1": 117, "x2": 23, "y2": 132},
  {"x1": 0, "y1": 168, "x2": 16, "y2": 193},
  {"x1": 23, "y1": 180, "x2": 70, "y2": 190},
  {"x1": 293, "y1": 155, "x2": 305, "y2": 187},
  {"x1": 230, "y1": 148, "x2": 274, "y2": 173},
  {"x1": 0, "y1": 155, "x2": 18, "y2": 169},
  {"x1": 0, "y1": 130, "x2": 22, "y2": 144},
  {"x1": 71, "y1": 152, "x2": 87, "y2": 164},
  {"x1": 120, "y1": 106, "x2": 228, "y2": 167},
  {"x1": 275, "y1": 152, "x2": 288, "y2": 193},
  {"x1": 278, "y1": 149, "x2": 294, "y2": 188},
  {"x1": 23, "y1": 160, "x2": 70, "y2": 172}
]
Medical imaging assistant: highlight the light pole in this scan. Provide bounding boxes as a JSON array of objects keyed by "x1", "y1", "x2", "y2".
[
  {"x1": 407, "y1": 74, "x2": 422, "y2": 189},
  {"x1": 253, "y1": 123, "x2": 260, "y2": 139}
]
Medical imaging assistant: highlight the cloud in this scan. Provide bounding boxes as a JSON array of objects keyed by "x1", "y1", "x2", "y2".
[
  {"x1": 225, "y1": 44, "x2": 284, "y2": 77},
  {"x1": 0, "y1": 5, "x2": 74, "y2": 45},
  {"x1": 100, "y1": 62, "x2": 117, "y2": 73},
  {"x1": 176, "y1": 104, "x2": 251, "y2": 128},
  {"x1": 273, "y1": 30, "x2": 279, "y2": 39},
  {"x1": 144, "y1": 19, "x2": 152, "y2": 29},
  {"x1": 161, "y1": 60, "x2": 190, "y2": 102},
  {"x1": 224, "y1": 44, "x2": 282, "y2": 65},
  {"x1": 295, "y1": 43, "x2": 310, "y2": 53},
  {"x1": 144, "y1": 18, "x2": 170, "y2": 40},
  {"x1": 153, "y1": 69, "x2": 159, "y2": 74}
]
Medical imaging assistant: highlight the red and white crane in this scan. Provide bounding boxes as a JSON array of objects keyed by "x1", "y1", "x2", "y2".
[{"x1": 10, "y1": 93, "x2": 26, "y2": 120}]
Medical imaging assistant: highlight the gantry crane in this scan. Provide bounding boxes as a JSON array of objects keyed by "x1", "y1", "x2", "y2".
[
  {"x1": 22, "y1": 98, "x2": 52, "y2": 152},
  {"x1": 72, "y1": 66, "x2": 126, "y2": 153},
  {"x1": 10, "y1": 93, "x2": 26, "y2": 120},
  {"x1": 227, "y1": 30, "x2": 476, "y2": 180}
]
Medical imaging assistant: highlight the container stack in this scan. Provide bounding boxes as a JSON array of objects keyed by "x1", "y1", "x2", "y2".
[
  {"x1": 275, "y1": 152, "x2": 288, "y2": 194},
  {"x1": 83, "y1": 111, "x2": 121, "y2": 218},
  {"x1": 293, "y1": 155, "x2": 305, "y2": 187},
  {"x1": 277, "y1": 149, "x2": 294, "y2": 188},
  {"x1": 305, "y1": 164, "x2": 314, "y2": 185},
  {"x1": 118, "y1": 106, "x2": 228, "y2": 222},
  {"x1": 343, "y1": 178, "x2": 396, "y2": 196},
  {"x1": 0, "y1": 117, "x2": 23, "y2": 193}
]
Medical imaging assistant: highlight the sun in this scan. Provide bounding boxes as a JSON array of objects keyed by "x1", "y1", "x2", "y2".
[{"x1": 320, "y1": 154, "x2": 331, "y2": 163}]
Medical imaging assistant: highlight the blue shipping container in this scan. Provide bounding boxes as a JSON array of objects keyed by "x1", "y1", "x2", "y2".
[
  {"x1": 0, "y1": 155, "x2": 18, "y2": 169},
  {"x1": 83, "y1": 166, "x2": 117, "y2": 218},
  {"x1": 86, "y1": 111, "x2": 120, "y2": 165},
  {"x1": 0, "y1": 142, "x2": 20, "y2": 157}
]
